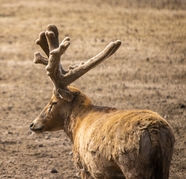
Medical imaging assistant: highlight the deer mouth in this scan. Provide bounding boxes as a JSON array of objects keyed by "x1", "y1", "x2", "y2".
[{"x1": 30, "y1": 123, "x2": 44, "y2": 133}]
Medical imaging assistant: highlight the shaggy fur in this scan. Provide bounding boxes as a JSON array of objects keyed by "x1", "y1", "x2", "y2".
[
  {"x1": 31, "y1": 86, "x2": 175, "y2": 179},
  {"x1": 30, "y1": 25, "x2": 174, "y2": 179}
]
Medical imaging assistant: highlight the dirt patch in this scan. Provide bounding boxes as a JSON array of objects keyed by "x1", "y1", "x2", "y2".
[{"x1": 0, "y1": 0, "x2": 186, "y2": 178}]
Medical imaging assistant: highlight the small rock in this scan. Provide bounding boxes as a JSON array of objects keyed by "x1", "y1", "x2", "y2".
[
  {"x1": 179, "y1": 103, "x2": 185, "y2": 109},
  {"x1": 45, "y1": 136, "x2": 50, "y2": 140},
  {"x1": 164, "y1": 115, "x2": 169, "y2": 119},
  {"x1": 38, "y1": 144, "x2": 44, "y2": 147},
  {"x1": 51, "y1": 168, "x2": 58, "y2": 173},
  {"x1": 146, "y1": 57, "x2": 150, "y2": 61}
]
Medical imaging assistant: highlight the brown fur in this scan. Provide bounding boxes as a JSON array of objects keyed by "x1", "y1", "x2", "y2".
[
  {"x1": 30, "y1": 86, "x2": 175, "y2": 179},
  {"x1": 30, "y1": 25, "x2": 175, "y2": 178}
]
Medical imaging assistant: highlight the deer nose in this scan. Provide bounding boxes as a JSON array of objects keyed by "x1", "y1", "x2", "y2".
[{"x1": 30, "y1": 123, "x2": 34, "y2": 130}]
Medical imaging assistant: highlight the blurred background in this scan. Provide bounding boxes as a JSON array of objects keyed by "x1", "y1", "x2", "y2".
[{"x1": 0, "y1": 0, "x2": 186, "y2": 178}]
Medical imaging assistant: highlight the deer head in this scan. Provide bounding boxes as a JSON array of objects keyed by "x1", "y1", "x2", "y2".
[{"x1": 30, "y1": 24, "x2": 121, "y2": 134}]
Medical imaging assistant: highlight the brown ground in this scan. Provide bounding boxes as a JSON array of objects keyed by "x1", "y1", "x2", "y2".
[{"x1": 0, "y1": 0, "x2": 186, "y2": 178}]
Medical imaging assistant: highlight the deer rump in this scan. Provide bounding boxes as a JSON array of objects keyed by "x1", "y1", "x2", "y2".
[{"x1": 73, "y1": 109, "x2": 174, "y2": 179}]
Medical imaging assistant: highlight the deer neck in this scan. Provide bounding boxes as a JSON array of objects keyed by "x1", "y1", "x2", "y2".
[
  {"x1": 63, "y1": 86, "x2": 116, "y2": 142},
  {"x1": 63, "y1": 102, "x2": 93, "y2": 143}
]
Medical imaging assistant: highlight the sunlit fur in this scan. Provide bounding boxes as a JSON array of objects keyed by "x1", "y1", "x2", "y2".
[{"x1": 31, "y1": 86, "x2": 175, "y2": 179}]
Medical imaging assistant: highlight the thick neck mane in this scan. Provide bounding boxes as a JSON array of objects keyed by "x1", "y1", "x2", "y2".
[{"x1": 64, "y1": 86, "x2": 116, "y2": 142}]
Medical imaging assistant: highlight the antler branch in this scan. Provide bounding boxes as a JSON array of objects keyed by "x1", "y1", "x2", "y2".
[
  {"x1": 46, "y1": 36, "x2": 70, "y2": 89},
  {"x1": 35, "y1": 31, "x2": 50, "y2": 57},
  {"x1": 34, "y1": 52, "x2": 48, "y2": 65},
  {"x1": 63, "y1": 40, "x2": 121, "y2": 85},
  {"x1": 34, "y1": 24, "x2": 121, "y2": 91}
]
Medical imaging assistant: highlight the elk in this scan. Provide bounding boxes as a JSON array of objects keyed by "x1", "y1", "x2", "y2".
[{"x1": 30, "y1": 24, "x2": 175, "y2": 179}]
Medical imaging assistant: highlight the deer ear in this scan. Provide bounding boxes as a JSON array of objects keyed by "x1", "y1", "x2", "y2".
[{"x1": 55, "y1": 88, "x2": 74, "y2": 102}]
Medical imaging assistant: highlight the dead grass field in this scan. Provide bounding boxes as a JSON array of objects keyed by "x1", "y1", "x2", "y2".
[{"x1": 0, "y1": 0, "x2": 186, "y2": 178}]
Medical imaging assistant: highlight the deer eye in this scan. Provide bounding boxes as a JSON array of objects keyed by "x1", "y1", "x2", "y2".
[{"x1": 48, "y1": 102, "x2": 57, "y2": 113}]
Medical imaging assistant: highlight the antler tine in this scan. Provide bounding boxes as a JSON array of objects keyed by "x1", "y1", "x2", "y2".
[
  {"x1": 45, "y1": 24, "x2": 59, "y2": 51},
  {"x1": 105, "y1": 40, "x2": 121, "y2": 58},
  {"x1": 36, "y1": 31, "x2": 50, "y2": 57},
  {"x1": 34, "y1": 52, "x2": 48, "y2": 65},
  {"x1": 47, "y1": 24, "x2": 59, "y2": 41}
]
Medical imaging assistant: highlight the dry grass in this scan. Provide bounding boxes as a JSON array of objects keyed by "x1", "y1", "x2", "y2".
[{"x1": 0, "y1": 0, "x2": 186, "y2": 178}]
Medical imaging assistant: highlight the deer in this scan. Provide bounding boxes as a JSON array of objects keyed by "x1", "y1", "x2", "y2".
[{"x1": 30, "y1": 24, "x2": 175, "y2": 179}]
